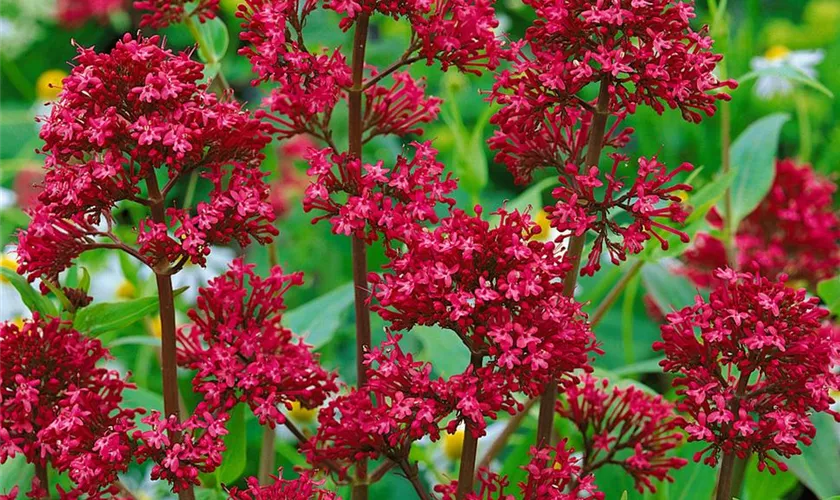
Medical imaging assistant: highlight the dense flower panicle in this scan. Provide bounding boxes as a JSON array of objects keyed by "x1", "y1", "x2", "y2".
[
  {"x1": 547, "y1": 155, "x2": 693, "y2": 276},
  {"x1": 556, "y1": 375, "x2": 688, "y2": 493},
  {"x1": 0, "y1": 316, "x2": 139, "y2": 497},
  {"x1": 56, "y1": 0, "x2": 124, "y2": 26},
  {"x1": 363, "y1": 72, "x2": 442, "y2": 141},
  {"x1": 370, "y1": 208, "x2": 599, "y2": 398},
  {"x1": 519, "y1": 441, "x2": 603, "y2": 500},
  {"x1": 227, "y1": 469, "x2": 339, "y2": 499},
  {"x1": 177, "y1": 258, "x2": 337, "y2": 426},
  {"x1": 303, "y1": 141, "x2": 457, "y2": 243},
  {"x1": 487, "y1": 103, "x2": 633, "y2": 184},
  {"x1": 17, "y1": 34, "x2": 275, "y2": 281},
  {"x1": 308, "y1": 334, "x2": 518, "y2": 476},
  {"x1": 238, "y1": 0, "x2": 352, "y2": 140},
  {"x1": 521, "y1": 0, "x2": 734, "y2": 121},
  {"x1": 322, "y1": 0, "x2": 506, "y2": 72},
  {"x1": 135, "y1": 0, "x2": 220, "y2": 28},
  {"x1": 683, "y1": 159, "x2": 840, "y2": 288},
  {"x1": 653, "y1": 268, "x2": 840, "y2": 471},
  {"x1": 134, "y1": 409, "x2": 229, "y2": 491}
]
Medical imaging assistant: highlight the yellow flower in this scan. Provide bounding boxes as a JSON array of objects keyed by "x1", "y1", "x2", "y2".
[
  {"x1": 0, "y1": 253, "x2": 18, "y2": 284},
  {"x1": 115, "y1": 279, "x2": 137, "y2": 300},
  {"x1": 36, "y1": 69, "x2": 68, "y2": 102},
  {"x1": 764, "y1": 45, "x2": 791, "y2": 61},
  {"x1": 12, "y1": 317, "x2": 25, "y2": 329},
  {"x1": 531, "y1": 209, "x2": 552, "y2": 242},
  {"x1": 288, "y1": 401, "x2": 318, "y2": 423},
  {"x1": 442, "y1": 429, "x2": 465, "y2": 461},
  {"x1": 148, "y1": 316, "x2": 162, "y2": 339}
]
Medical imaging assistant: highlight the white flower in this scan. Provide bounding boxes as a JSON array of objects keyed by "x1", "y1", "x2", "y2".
[
  {"x1": 750, "y1": 46, "x2": 824, "y2": 99},
  {"x1": 171, "y1": 246, "x2": 237, "y2": 303},
  {"x1": 0, "y1": 187, "x2": 16, "y2": 210}
]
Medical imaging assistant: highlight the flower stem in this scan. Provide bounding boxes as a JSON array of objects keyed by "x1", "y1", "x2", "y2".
[
  {"x1": 715, "y1": 451, "x2": 737, "y2": 500},
  {"x1": 589, "y1": 259, "x2": 644, "y2": 328},
  {"x1": 258, "y1": 426, "x2": 277, "y2": 484},
  {"x1": 397, "y1": 459, "x2": 433, "y2": 500},
  {"x1": 456, "y1": 354, "x2": 484, "y2": 499},
  {"x1": 535, "y1": 79, "x2": 611, "y2": 448},
  {"x1": 34, "y1": 463, "x2": 48, "y2": 498},
  {"x1": 146, "y1": 173, "x2": 196, "y2": 500},
  {"x1": 348, "y1": 12, "x2": 373, "y2": 500}
]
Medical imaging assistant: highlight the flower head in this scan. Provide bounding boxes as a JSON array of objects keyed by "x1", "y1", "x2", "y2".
[
  {"x1": 135, "y1": 0, "x2": 220, "y2": 28},
  {"x1": 0, "y1": 315, "x2": 139, "y2": 497},
  {"x1": 56, "y1": 0, "x2": 123, "y2": 26},
  {"x1": 683, "y1": 159, "x2": 840, "y2": 289},
  {"x1": 370, "y1": 208, "x2": 599, "y2": 398},
  {"x1": 750, "y1": 46, "x2": 824, "y2": 99},
  {"x1": 17, "y1": 34, "x2": 274, "y2": 285},
  {"x1": 227, "y1": 469, "x2": 339, "y2": 499},
  {"x1": 653, "y1": 268, "x2": 839, "y2": 471},
  {"x1": 177, "y1": 258, "x2": 338, "y2": 426},
  {"x1": 556, "y1": 375, "x2": 688, "y2": 493}
]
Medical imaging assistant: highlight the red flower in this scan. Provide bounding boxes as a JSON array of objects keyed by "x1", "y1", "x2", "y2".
[
  {"x1": 370, "y1": 208, "x2": 599, "y2": 399},
  {"x1": 17, "y1": 34, "x2": 274, "y2": 285},
  {"x1": 227, "y1": 469, "x2": 339, "y2": 499},
  {"x1": 303, "y1": 141, "x2": 457, "y2": 243},
  {"x1": 683, "y1": 159, "x2": 840, "y2": 289},
  {"x1": 135, "y1": 0, "x2": 220, "y2": 28},
  {"x1": 56, "y1": 0, "x2": 123, "y2": 26},
  {"x1": 556, "y1": 375, "x2": 688, "y2": 493},
  {"x1": 653, "y1": 268, "x2": 839, "y2": 472},
  {"x1": 177, "y1": 258, "x2": 338, "y2": 427},
  {"x1": 545, "y1": 154, "x2": 694, "y2": 276},
  {"x1": 0, "y1": 315, "x2": 139, "y2": 497}
]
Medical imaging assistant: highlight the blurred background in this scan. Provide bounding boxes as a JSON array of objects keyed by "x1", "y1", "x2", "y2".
[{"x1": 1, "y1": 0, "x2": 838, "y2": 498}]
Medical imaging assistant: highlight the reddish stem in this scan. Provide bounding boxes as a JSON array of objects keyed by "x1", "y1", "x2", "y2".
[
  {"x1": 348, "y1": 12, "x2": 373, "y2": 500},
  {"x1": 456, "y1": 354, "x2": 484, "y2": 498},
  {"x1": 145, "y1": 173, "x2": 196, "y2": 500},
  {"x1": 535, "y1": 79, "x2": 611, "y2": 448}
]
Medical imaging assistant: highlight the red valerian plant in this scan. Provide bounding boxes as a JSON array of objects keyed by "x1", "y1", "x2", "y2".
[
  {"x1": 654, "y1": 269, "x2": 839, "y2": 486},
  {"x1": 227, "y1": 469, "x2": 339, "y2": 500},
  {"x1": 135, "y1": 0, "x2": 221, "y2": 28},
  {"x1": 0, "y1": 315, "x2": 139, "y2": 498},
  {"x1": 682, "y1": 159, "x2": 840, "y2": 289},
  {"x1": 56, "y1": 0, "x2": 124, "y2": 26},
  {"x1": 556, "y1": 375, "x2": 688, "y2": 493},
  {"x1": 177, "y1": 258, "x2": 338, "y2": 426}
]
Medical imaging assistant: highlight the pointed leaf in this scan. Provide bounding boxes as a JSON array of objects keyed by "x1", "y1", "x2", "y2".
[
  {"x1": 0, "y1": 267, "x2": 57, "y2": 317},
  {"x1": 641, "y1": 260, "x2": 699, "y2": 313},
  {"x1": 73, "y1": 287, "x2": 186, "y2": 337},
  {"x1": 218, "y1": 404, "x2": 246, "y2": 484},
  {"x1": 284, "y1": 282, "x2": 354, "y2": 349},
  {"x1": 784, "y1": 413, "x2": 840, "y2": 498},
  {"x1": 817, "y1": 276, "x2": 840, "y2": 315}
]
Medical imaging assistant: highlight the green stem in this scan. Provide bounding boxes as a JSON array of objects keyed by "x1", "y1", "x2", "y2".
[
  {"x1": 795, "y1": 91, "x2": 812, "y2": 163},
  {"x1": 620, "y1": 270, "x2": 641, "y2": 366},
  {"x1": 183, "y1": 15, "x2": 230, "y2": 92}
]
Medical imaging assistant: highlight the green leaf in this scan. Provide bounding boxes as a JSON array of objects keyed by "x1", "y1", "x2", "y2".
[
  {"x1": 784, "y1": 412, "x2": 840, "y2": 498},
  {"x1": 121, "y1": 387, "x2": 164, "y2": 431},
  {"x1": 0, "y1": 267, "x2": 57, "y2": 317},
  {"x1": 284, "y1": 282, "x2": 354, "y2": 349},
  {"x1": 611, "y1": 357, "x2": 666, "y2": 377},
  {"x1": 668, "y1": 442, "x2": 719, "y2": 500},
  {"x1": 641, "y1": 261, "x2": 699, "y2": 313},
  {"x1": 724, "y1": 113, "x2": 790, "y2": 227},
  {"x1": 415, "y1": 325, "x2": 470, "y2": 377},
  {"x1": 0, "y1": 454, "x2": 34, "y2": 495},
  {"x1": 218, "y1": 404, "x2": 246, "y2": 485},
  {"x1": 73, "y1": 288, "x2": 187, "y2": 337},
  {"x1": 108, "y1": 335, "x2": 164, "y2": 348},
  {"x1": 743, "y1": 455, "x2": 798, "y2": 500},
  {"x1": 817, "y1": 276, "x2": 840, "y2": 315},
  {"x1": 740, "y1": 65, "x2": 834, "y2": 98},
  {"x1": 193, "y1": 17, "x2": 229, "y2": 64}
]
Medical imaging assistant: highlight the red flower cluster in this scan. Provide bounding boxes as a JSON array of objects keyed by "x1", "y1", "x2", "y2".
[
  {"x1": 135, "y1": 0, "x2": 220, "y2": 28},
  {"x1": 322, "y1": 0, "x2": 506, "y2": 72},
  {"x1": 134, "y1": 409, "x2": 229, "y2": 491},
  {"x1": 0, "y1": 316, "x2": 139, "y2": 497},
  {"x1": 683, "y1": 159, "x2": 840, "y2": 288},
  {"x1": 16, "y1": 34, "x2": 274, "y2": 286},
  {"x1": 228, "y1": 469, "x2": 339, "y2": 499},
  {"x1": 303, "y1": 141, "x2": 457, "y2": 243},
  {"x1": 177, "y1": 258, "x2": 337, "y2": 427},
  {"x1": 435, "y1": 441, "x2": 603, "y2": 499},
  {"x1": 556, "y1": 375, "x2": 687, "y2": 493},
  {"x1": 56, "y1": 0, "x2": 123, "y2": 26},
  {"x1": 370, "y1": 208, "x2": 599, "y2": 398},
  {"x1": 546, "y1": 155, "x2": 693, "y2": 276},
  {"x1": 308, "y1": 333, "x2": 517, "y2": 475},
  {"x1": 654, "y1": 268, "x2": 840, "y2": 471}
]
